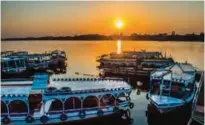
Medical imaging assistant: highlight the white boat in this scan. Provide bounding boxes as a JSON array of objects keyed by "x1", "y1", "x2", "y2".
[
  {"x1": 147, "y1": 62, "x2": 197, "y2": 113},
  {"x1": 97, "y1": 50, "x2": 174, "y2": 77},
  {"x1": 1, "y1": 73, "x2": 133, "y2": 125}
]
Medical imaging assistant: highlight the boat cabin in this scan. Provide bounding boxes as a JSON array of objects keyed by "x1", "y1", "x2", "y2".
[
  {"x1": 1, "y1": 57, "x2": 27, "y2": 73},
  {"x1": 26, "y1": 54, "x2": 52, "y2": 70},
  {"x1": 1, "y1": 74, "x2": 132, "y2": 124},
  {"x1": 149, "y1": 63, "x2": 197, "y2": 111},
  {"x1": 1, "y1": 51, "x2": 14, "y2": 57},
  {"x1": 51, "y1": 50, "x2": 67, "y2": 60}
]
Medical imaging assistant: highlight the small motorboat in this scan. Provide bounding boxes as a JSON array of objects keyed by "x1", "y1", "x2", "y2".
[
  {"x1": 147, "y1": 62, "x2": 198, "y2": 114},
  {"x1": 1, "y1": 50, "x2": 67, "y2": 79}
]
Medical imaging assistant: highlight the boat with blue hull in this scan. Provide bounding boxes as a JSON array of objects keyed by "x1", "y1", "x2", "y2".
[
  {"x1": 147, "y1": 62, "x2": 198, "y2": 114},
  {"x1": 97, "y1": 50, "x2": 174, "y2": 88},
  {"x1": 1, "y1": 50, "x2": 67, "y2": 79},
  {"x1": 1, "y1": 74, "x2": 134, "y2": 125}
]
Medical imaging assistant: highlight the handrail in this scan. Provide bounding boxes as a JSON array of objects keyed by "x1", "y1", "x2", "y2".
[{"x1": 187, "y1": 71, "x2": 204, "y2": 125}]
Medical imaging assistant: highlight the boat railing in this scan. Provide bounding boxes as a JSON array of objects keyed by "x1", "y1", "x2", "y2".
[
  {"x1": 187, "y1": 71, "x2": 204, "y2": 125},
  {"x1": 10, "y1": 113, "x2": 28, "y2": 117}
]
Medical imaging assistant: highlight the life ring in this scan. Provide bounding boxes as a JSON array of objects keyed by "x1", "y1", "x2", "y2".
[
  {"x1": 40, "y1": 115, "x2": 48, "y2": 123},
  {"x1": 2, "y1": 116, "x2": 10, "y2": 124},
  {"x1": 25, "y1": 116, "x2": 34, "y2": 123},
  {"x1": 60, "y1": 113, "x2": 67, "y2": 121},
  {"x1": 79, "y1": 110, "x2": 86, "y2": 118},
  {"x1": 137, "y1": 89, "x2": 140, "y2": 95},
  {"x1": 119, "y1": 109, "x2": 124, "y2": 116},
  {"x1": 128, "y1": 118, "x2": 134, "y2": 124},
  {"x1": 129, "y1": 102, "x2": 134, "y2": 109},
  {"x1": 113, "y1": 107, "x2": 119, "y2": 113},
  {"x1": 146, "y1": 93, "x2": 149, "y2": 100},
  {"x1": 126, "y1": 96, "x2": 131, "y2": 101},
  {"x1": 97, "y1": 109, "x2": 104, "y2": 117}
]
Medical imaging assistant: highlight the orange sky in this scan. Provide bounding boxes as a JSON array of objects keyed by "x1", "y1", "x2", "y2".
[{"x1": 1, "y1": 1, "x2": 204, "y2": 38}]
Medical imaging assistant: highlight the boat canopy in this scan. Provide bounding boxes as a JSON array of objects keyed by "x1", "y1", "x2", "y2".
[{"x1": 151, "y1": 63, "x2": 196, "y2": 85}]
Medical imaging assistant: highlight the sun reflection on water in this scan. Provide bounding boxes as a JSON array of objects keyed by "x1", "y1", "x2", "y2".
[{"x1": 117, "y1": 40, "x2": 121, "y2": 54}]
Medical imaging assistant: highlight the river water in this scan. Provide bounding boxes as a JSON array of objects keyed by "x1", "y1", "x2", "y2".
[{"x1": 2, "y1": 40, "x2": 204, "y2": 125}]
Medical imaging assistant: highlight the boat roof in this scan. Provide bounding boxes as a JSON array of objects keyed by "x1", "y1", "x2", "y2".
[
  {"x1": 1, "y1": 74, "x2": 131, "y2": 96},
  {"x1": 100, "y1": 50, "x2": 163, "y2": 60},
  {"x1": 1, "y1": 86, "x2": 32, "y2": 96},
  {"x1": 49, "y1": 75, "x2": 131, "y2": 91},
  {"x1": 151, "y1": 63, "x2": 196, "y2": 84},
  {"x1": 1, "y1": 56, "x2": 26, "y2": 62}
]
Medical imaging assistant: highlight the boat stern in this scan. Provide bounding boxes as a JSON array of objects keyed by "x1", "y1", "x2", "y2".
[{"x1": 150, "y1": 95, "x2": 185, "y2": 113}]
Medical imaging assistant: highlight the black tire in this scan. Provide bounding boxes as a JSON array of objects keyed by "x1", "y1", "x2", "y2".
[
  {"x1": 2, "y1": 116, "x2": 10, "y2": 124},
  {"x1": 146, "y1": 93, "x2": 149, "y2": 100},
  {"x1": 60, "y1": 113, "x2": 67, "y2": 121},
  {"x1": 113, "y1": 107, "x2": 119, "y2": 113},
  {"x1": 128, "y1": 118, "x2": 134, "y2": 124},
  {"x1": 40, "y1": 115, "x2": 48, "y2": 123},
  {"x1": 25, "y1": 116, "x2": 34, "y2": 123},
  {"x1": 97, "y1": 109, "x2": 104, "y2": 117},
  {"x1": 79, "y1": 110, "x2": 86, "y2": 119},
  {"x1": 129, "y1": 102, "x2": 134, "y2": 109}
]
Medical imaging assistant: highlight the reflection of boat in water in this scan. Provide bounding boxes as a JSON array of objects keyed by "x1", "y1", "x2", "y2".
[
  {"x1": 1, "y1": 50, "x2": 67, "y2": 79},
  {"x1": 97, "y1": 50, "x2": 174, "y2": 78},
  {"x1": 1, "y1": 74, "x2": 134, "y2": 125},
  {"x1": 188, "y1": 72, "x2": 204, "y2": 125},
  {"x1": 147, "y1": 62, "x2": 198, "y2": 114}
]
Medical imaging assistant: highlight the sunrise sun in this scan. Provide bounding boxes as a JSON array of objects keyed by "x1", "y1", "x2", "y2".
[{"x1": 115, "y1": 20, "x2": 124, "y2": 29}]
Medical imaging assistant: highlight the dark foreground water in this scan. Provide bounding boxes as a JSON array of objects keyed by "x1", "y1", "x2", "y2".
[{"x1": 2, "y1": 40, "x2": 204, "y2": 125}]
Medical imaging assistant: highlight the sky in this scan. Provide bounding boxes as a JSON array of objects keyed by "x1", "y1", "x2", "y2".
[{"x1": 1, "y1": 1, "x2": 204, "y2": 38}]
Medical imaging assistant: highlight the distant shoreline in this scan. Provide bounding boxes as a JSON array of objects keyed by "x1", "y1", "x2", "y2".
[{"x1": 1, "y1": 33, "x2": 204, "y2": 42}]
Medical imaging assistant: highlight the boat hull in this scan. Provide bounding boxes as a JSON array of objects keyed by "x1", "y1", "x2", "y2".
[
  {"x1": 1, "y1": 107, "x2": 130, "y2": 125},
  {"x1": 146, "y1": 102, "x2": 192, "y2": 125}
]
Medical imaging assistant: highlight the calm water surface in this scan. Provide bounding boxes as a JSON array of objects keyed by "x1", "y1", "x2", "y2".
[{"x1": 2, "y1": 40, "x2": 204, "y2": 125}]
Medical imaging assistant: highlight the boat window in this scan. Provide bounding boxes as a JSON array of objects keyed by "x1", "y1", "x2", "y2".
[
  {"x1": 28, "y1": 94, "x2": 42, "y2": 114},
  {"x1": 100, "y1": 94, "x2": 115, "y2": 106},
  {"x1": 1, "y1": 101, "x2": 8, "y2": 114},
  {"x1": 151, "y1": 80, "x2": 161, "y2": 95},
  {"x1": 83, "y1": 96, "x2": 98, "y2": 108},
  {"x1": 9, "y1": 100, "x2": 28, "y2": 113},
  {"x1": 46, "y1": 87, "x2": 57, "y2": 92},
  {"x1": 161, "y1": 80, "x2": 171, "y2": 95},
  {"x1": 170, "y1": 82, "x2": 185, "y2": 99},
  {"x1": 116, "y1": 93, "x2": 128, "y2": 104},
  {"x1": 8, "y1": 60, "x2": 16, "y2": 68},
  {"x1": 1, "y1": 62, "x2": 7, "y2": 69},
  {"x1": 16, "y1": 59, "x2": 25, "y2": 67},
  {"x1": 183, "y1": 83, "x2": 195, "y2": 99},
  {"x1": 64, "y1": 97, "x2": 81, "y2": 110},
  {"x1": 49, "y1": 99, "x2": 63, "y2": 112}
]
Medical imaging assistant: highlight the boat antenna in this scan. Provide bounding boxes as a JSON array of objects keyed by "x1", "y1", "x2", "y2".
[{"x1": 164, "y1": 49, "x2": 167, "y2": 58}]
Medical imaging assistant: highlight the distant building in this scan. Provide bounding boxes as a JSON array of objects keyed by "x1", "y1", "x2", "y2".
[{"x1": 171, "y1": 31, "x2": 175, "y2": 36}]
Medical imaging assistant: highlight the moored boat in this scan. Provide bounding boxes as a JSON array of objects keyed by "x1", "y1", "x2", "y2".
[
  {"x1": 1, "y1": 50, "x2": 67, "y2": 79},
  {"x1": 97, "y1": 50, "x2": 174, "y2": 78},
  {"x1": 147, "y1": 62, "x2": 198, "y2": 114},
  {"x1": 1, "y1": 74, "x2": 133, "y2": 125}
]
